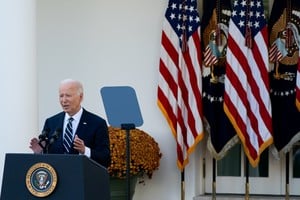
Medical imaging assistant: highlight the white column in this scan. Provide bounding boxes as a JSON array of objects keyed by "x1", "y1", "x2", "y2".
[{"x1": 0, "y1": 0, "x2": 37, "y2": 186}]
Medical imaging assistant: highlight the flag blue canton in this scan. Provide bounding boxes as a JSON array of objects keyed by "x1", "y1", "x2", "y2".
[
  {"x1": 165, "y1": 0, "x2": 200, "y2": 48},
  {"x1": 231, "y1": 0, "x2": 266, "y2": 36}
]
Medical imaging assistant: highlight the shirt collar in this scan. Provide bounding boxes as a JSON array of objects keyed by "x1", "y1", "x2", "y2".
[{"x1": 64, "y1": 107, "x2": 83, "y2": 123}]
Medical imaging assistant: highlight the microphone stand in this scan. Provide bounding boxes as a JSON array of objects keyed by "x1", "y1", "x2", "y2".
[
  {"x1": 38, "y1": 129, "x2": 50, "y2": 154},
  {"x1": 38, "y1": 139, "x2": 49, "y2": 154}
]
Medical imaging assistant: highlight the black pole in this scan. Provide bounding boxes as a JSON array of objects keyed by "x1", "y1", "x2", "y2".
[
  {"x1": 212, "y1": 158, "x2": 216, "y2": 200},
  {"x1": 245, "y1": 157, "x2": 249, "y2": 183},
  {"x1": 245, "y1": 156, "x2": 249, "y2": 200},
  {"x1": 286, "y1": 153, "x2": 289, "y2": 184},
  {"x1": 121, "y1": 123, "x2": 135, "y2": 200},
  {"x1": 181, "y1": 169, "x2": 185, "y2": 200},
  {"x1": 286, "y1": 153, "x2": 290, "y2": 200}
]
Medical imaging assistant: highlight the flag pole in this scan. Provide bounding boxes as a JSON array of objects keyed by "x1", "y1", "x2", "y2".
[
  {"x1": 212, "y1": 158, "x2": 216, "y2": 200},
  {"x1": 181, "y1": 169, "x2": 185, "y2": 200},
  {"x1": 245, "y1": 156, "x2": 250, "y2": 200},
  {"x1": 285, "y1": 153, "x2": 290, "y2": 200}
]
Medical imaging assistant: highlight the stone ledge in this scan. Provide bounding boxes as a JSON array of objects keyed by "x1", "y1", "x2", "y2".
[{"x1": 193, "y1": 194, "x2": 300, "y2": 200}]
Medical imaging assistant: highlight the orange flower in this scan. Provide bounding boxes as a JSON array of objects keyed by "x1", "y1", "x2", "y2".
[{"x1": 108, "y1": 127, "x2": 162, "y2": 179}]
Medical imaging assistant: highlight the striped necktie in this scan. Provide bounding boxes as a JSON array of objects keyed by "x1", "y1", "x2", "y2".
[{"x1": 63, "y1": 117, "x2": 74, "y2": 153}]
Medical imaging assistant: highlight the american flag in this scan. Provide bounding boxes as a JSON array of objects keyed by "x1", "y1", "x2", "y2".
[
  {"x1": 223, "y1": 0, "x2": 273, "y2": 167},
  {"x1": 157, "y1": 0, "x2": 204, "y2": 170}
]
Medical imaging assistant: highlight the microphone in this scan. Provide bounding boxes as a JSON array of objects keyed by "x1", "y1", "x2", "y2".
[
  {"x1": 38, "y1": 128, "x2": 50, "y2": 150},
  {"x1": 49, "y1": 128, "x2": 62, "y2": 145},
  {"x1": 38, "y1": 128, "x2": 50, "y2": 141}
]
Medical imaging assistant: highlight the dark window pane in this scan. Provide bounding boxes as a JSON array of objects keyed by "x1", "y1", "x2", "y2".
[
  {"x1": 217, "y1": 145, "x2": 241, "y2": 176},
  {"x1": 293, "y1": 144, "x2": 300, "y2": 178},
  {"x1": 248, "y1": 149, "x2": 269, "y2": 177}
]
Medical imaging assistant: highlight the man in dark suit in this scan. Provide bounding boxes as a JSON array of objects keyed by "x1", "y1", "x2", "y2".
[{"x1": 30, "y1": 79, "x2": 110, "y2": 168}]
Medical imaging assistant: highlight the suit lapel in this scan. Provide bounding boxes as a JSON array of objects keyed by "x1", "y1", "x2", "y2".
[{"x1": 75, "y1": 109, "x2": 88, "y2": 138}]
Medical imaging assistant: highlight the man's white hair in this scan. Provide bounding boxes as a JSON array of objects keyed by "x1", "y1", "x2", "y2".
[{"x1": 60, "y1": 78, "x2": 83, "y2": 95}]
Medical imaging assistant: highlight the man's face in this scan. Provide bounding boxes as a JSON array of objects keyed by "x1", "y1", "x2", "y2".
[{"x1": 59, "y1": 82, "x2": 82, "y2": 116}]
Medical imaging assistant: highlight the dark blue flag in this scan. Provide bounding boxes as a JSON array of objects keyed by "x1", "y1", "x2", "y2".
[
  {"x1": 201, "y1": 0, "x2": 239, "y2": 159},
  {"x1": 268, "y1": 0, "x2": 300, "y2": 156}
]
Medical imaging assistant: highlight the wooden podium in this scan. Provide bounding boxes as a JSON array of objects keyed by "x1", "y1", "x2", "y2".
[{"x1": 0, "y1": 153, "x2": 110, "y2": 200}]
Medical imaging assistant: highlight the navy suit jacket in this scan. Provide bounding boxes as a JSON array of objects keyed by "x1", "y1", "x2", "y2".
[{"x1": 42, "y1": 108, "x2": 111, "y2": 168}]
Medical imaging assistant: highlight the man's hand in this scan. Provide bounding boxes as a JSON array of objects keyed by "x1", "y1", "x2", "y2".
[
  {"x1": 73, "y1": 135, "x2": 85, "y2": 154},
  {"x1": 29, "y1": 138, "x2": 43, "y2": 154}
]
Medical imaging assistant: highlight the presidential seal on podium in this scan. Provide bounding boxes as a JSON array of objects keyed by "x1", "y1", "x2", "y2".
[{"x1": 25, "y1": 162, "x2": 57, "y2": 197}]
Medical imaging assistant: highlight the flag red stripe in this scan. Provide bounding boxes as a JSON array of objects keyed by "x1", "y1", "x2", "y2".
[
  {"x1": 224, "y1": 62, "x2": 259, "y2": 159},
  {"x1": 161, "y1": 31, "x2": 179, "y2": 67},
  {"x1": 157, "y1": 61, "x2": 177, "y2": 128}
]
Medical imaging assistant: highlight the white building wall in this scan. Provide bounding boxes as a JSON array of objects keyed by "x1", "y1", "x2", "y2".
[
  {"x1": 36, "y1": 0, "x2": 300, "y2": 199},
  {"x1": 0, "y1": 0, "x2": 284, "y2": 199},
  {"x1": 0, "y1": 0, "x2": 37, "y2": 187},
  {"x1": 36, "y1": 0, "x2": 204, "y2": 200}
]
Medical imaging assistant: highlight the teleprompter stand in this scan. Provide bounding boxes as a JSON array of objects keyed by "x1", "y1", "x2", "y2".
[{"x1": 101, "y1": 86, "x2": 143, "y2": 200}]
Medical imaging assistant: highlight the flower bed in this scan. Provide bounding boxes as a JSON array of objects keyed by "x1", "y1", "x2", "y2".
[{"x1": 108, "y1": 127, "x2": 162, "y2": 179}]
